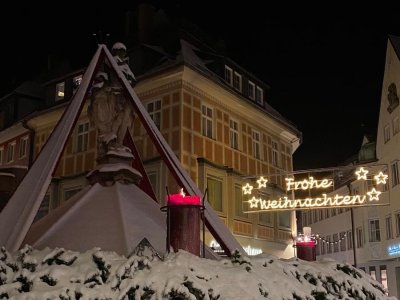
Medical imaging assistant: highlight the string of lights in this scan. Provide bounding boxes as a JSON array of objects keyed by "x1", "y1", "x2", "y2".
[{"x1": 314, "y1": 233, "x2": 347, "y2": 245}]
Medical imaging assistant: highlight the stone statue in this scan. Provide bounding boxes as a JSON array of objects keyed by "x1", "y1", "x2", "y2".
[
  {"x1": 88, "y1": 42, "x2": 136, "y2": 161},
  {"x1": 387, "y1": 82, "x2": 399, "y2": 113}
]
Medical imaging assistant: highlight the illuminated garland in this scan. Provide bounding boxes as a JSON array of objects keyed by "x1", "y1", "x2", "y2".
[{"x1": 242, "y1": 167, "x2": 388, "y2": 211}]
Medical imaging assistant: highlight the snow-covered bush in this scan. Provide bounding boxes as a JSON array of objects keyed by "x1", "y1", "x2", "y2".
[{"x1": 0, "y1": 246, "x2": 395, "y2": 299}]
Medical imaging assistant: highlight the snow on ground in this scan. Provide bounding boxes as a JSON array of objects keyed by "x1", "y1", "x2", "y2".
[{"x1": 0, "y1": 245, "x2": 395, "y2": 299}]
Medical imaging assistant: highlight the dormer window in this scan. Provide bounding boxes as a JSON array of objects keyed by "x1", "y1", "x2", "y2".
[
  {"x1": 224, "y1": 65, "x2": 233, "y2": 86},
  {"x1": 55, "y1": 82, "x2": 65, "y2": 101},
  {"x1": 248, "y1": 81, "x2": 255, "y2": 100},
  {"x1": 256, "y1": 86, "x2": 263, "y2": 105},
  {"x1": 233, "y1": 72, "x2": 242, "y2": 92}
]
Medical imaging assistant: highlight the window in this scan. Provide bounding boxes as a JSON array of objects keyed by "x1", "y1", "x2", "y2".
[
  {"x1": 0, "y1": 147, "x2": 3, "y2": 165},
  {"x1": 256, "y1": 86, "x2": 263, "y2": 105},
  {"x1": 34, "y1": 193, "x2": 50, "y2": 222},
  {"x1": 325, "y1": 208, "x2": 330, "y2": 219},
  {"x1": 369, "y1": 266, "x2": 376, "y2": 281},
  {"x1": 73, "y1": 75, "x2": 83, "y2": 94},
  {"x1": 272, "y1": 140, "x2": 279, "y2": 166},
  {"x1": 347, "y1": 230, "x2": 353, "y2": 250},
  {"x1": 356, "y1": 227, "x2": 364, "y2": 248},
  {"x1": 259, "y1": 211, "x2": 272, "y2": 224},
  {"x1": 252, "y1": 130, "x2": 261, "y2": 159},
  {"x1": 229, "y1": 119, "x2": 239, "y2": 150},
  {"x1": 380, "y1": 266, "x2": 388, "y2": 290},
  {"x1": 6, "y1": 142, "x2": 15, "y2": 163},
  {"x1": 395, "y1": 212, "x2": 400, "y2": 236},
  {"x1": 233, "y1": 72, "x2": 242, "y2": 92},
  {"x1": 340, "y1": 232, "x2": 346, "y2": 251},
  {"x1": 248, "y1": 81, "x2": 255, "y2": 100},
  {"x1": 313, "y1": 210, "x2": 318, "y2": 223},
  {"x1": 76, "y1": 122, "x2": 89, "y2": 152},
  {"x1": 391, "y1": 161, "x2": 399, "y2": 187},
  {"x1": 384, "y1": 124, "x2": 391, "y2": 143},
  {"x1": 207, "y1": 176, "x2": 223, "y2": 212},
  {"x1": 393, "y1": 117, "x2": 400, "y2": 135},
  {"x1": 147, "y1": 100, "x2": 161, "y2": 129},
  {"x1": 318, "y1": 209, "x2": 324, "y2": 221},
  {"x1": 64, "y1": 187, "x2": 81, "y2": 201},
  {"x1": 19, "y1": 136, "x2": 28, "y2": 159},
  {"x1": 55, "y1": 82, "x2": 65, "y2": 101},
  {"x1": 278, "y1": 211, "x2": 290, "y2": 228},
  {"x1": 381, "y1": 168, "x2": 389, "y2": 192},
  {"x1": 147, "y1": 171, "x2": 158, "y2": 199},
  {"x1": 333, "y1": 233, "x2": 339, "y2": 252},
  {"x1": 369, "y1": 219, "x2": 381, "y2": 242},
  {"x1": 202, "y1": 105, "x2": 213, "y2": 138},
  {"x1": 234, "y1": 184, "x2": 247, "y2": 218},
  {"x1": 224, "y1": 66, "x2": 233, "y2": 86},
  {"x1": 386, "y1": 215, "x2": 393, "y2": 239}
]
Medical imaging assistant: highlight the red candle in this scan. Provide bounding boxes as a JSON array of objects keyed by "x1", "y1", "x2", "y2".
[{"x1": 167, "y1": 190, "x2": 201, "y2": 205}]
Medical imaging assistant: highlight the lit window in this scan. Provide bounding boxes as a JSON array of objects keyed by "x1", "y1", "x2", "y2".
[
  {"x1": 393, "y1": 117, "x2": 400, "y2": 135},
  {"x1": 229, "y1": 119, "x2": 239, "y2": 150},
  {"x1": 369, "y1": 266, "x2": 376, "y2": 281},
  {"x1": 19, "y1": 136, "x2": 28, "y2": 159},
  {"x1": 256, "y1": 86, "x2": 263, "y2": 105},
  {"x1": 6, "y1": 142, "x2": 15, "y2": 163},
  {"x1": 76, "y1": 122, "x2": 89, "y2": 152},
  {"x1": 55, "y1": 82, "x2": 65, "y2": 101},
  {"x1": 380, "y1": 266, "x2": 388, "y2": 291},
  {"x1": 207, "y1": 176, "x2": 223, "y2": 212},
  {"x1": 272, "y1": 140, "x2": 279, "y2": 166},
  {"x1": 202, "y1": 105, "x2": 213, "y2": 138},
  {"x1": 73, "y1": 75, "x2": 83, "y2": 94},
  {"x1": 233, "y1": 72, "x2": 242, "y2": 92},
  {"x1": 252, "y1": 130, "x2": 261, "y2": 159},
  {"x1": 391, "y1": 161, "x2": 399, "y2": 187},
  {"x1": 369, "y1": 219, "x2": 380, "y2": 242},
  {"x1": 248, "y1": 81, "x2": 255, "y2": 100},
  {"x1": 234, "y1": 184, "x2": 247, "y2": 218},
  {"x1": 147, "y1": 100, "x2": 161, "y2": 129},
  {"x1": 224, "y1": 66, "x2": 233, "y2": 86}
]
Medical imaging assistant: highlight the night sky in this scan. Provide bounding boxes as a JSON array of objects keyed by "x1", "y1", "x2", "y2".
[{"x1": 2, "y1": 6, "x2": 400, "y2": 170}]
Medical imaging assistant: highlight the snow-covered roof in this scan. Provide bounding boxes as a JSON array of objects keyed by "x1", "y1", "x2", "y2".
[{"x1": 24, "y1": 182, "x2": 167, "y2": 256}]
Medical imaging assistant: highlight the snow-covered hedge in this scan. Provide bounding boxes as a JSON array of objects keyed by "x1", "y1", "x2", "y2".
[{"x1": 0, "y1": 245, "x2": 394, "y2": 299}]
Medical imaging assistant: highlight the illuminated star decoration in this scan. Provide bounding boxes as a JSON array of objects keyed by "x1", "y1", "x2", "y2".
[
  {"x1": 374, "y1": 172, "x2": 388, "y2": 185},
  {"x1": 367, "y1": 188, "x2": 381, "y2": 201},
  {"x1": 242, "y1": 183, "x2": 254, "y2": 195},
  {"x1": 257, "y1": 176, "x2": 268, "y2": 188},
  {"x1": 248, "y1": 196, "x2": 259, "y2": 208},
  {"x1": 355, "y1": 167, "x2": 369, "y2": 180}
]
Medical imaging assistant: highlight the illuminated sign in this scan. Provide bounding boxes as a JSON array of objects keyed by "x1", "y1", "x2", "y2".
[
  {"x1": 242, "y1": 167, "x2": 389, "y2": 212},
  {"x1": 388, "y1": 244, "x2": 400, "y2": 256},
  {"x1": 210, "y1": 240, "x2": 262, "y2": 256}
]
